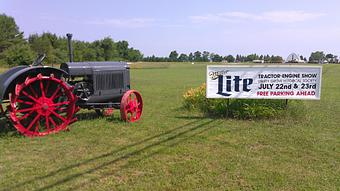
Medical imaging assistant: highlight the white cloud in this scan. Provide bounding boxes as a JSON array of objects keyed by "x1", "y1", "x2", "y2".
[
  {"x1": 190, "y1": 10, "x2": 325, "y2": 24},
  {"x1": 87, "y1": 18, "x2": 156, "y2": 28},
  {"x1": 262, "y1": 11, "x2": 325, "y2": 23}
]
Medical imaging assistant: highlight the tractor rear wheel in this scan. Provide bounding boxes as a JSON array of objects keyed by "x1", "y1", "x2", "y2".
[
  {"x1": 120, "y1": 90, "x2": 143, "y2": 122},
  {"x1": 9, "y1": 74, "x2": 77, "y2": 137}
]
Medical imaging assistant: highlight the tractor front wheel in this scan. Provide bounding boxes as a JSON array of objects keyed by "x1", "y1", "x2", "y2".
[{"x1": 120, "y1": 90, "x2": 143, "y2": 122}]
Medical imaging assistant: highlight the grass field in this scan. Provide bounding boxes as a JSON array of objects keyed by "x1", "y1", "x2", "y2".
[{"x1": 0, "y1": 63, "x2": 339, "y2": 190}]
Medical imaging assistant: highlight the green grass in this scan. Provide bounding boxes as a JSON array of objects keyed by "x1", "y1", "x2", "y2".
[{"x1": 0, "y1": 63, "x2": 339, "y2": 190}]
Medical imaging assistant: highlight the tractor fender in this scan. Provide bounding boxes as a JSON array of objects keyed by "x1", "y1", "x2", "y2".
[{"x1": 0, "y1": 66, "x2": 68, "y2": 101}]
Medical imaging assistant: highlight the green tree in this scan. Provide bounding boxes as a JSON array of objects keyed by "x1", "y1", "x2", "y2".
[
  {"x1": 116, "y1": 40, "x2": 129, "y2": 59},
  {"x1": 202, "y1": 51, "x2": 210, "y2": 62},
  {"x1": 101, "y1": 37, "x2": 118, "y2": 61},
  {"x1": 225, "y1": 55, "x2": 235, "y2": 63},
  {"x1": 127, "y1": 48, "x2": 143, "y2": 62},
  {"x1": 91, "y1": 40, "x2": 105, "y2": 61},
  {"x1": 194, "y1": 51, "x2": 202, "y2": 62},
  {"x1": 188, "y1": 53, "x2": 194, "y2": 61},
  {"x1": 270, "y1": 56, "x2": 283, "y2": 63},
  {"x1": 178, "y1": 53, "x2": 188, "y2": 62},
  {"x1": 309, "y1": 51, "x2": 325, "y2": 63},
  {"x1": 169, "y1": 50, "x2": 179, "y2": 62},
  {"x1": 246, "y1": 54, "x2": 258, "y2": 62},
  {"x1": 1, "y1": 43, "x2": 35, "y2": 66},
  {"x1": 82, "y1": 47, "x2": 97, "y2": 61},
  {"x1": 0, "y1": 14, "x2": 25, "y2": 53},
  {"x1": 236, "y1": 55, "x2": 240, "y2": 62},
  {"x1": 210, "y1": 53, "x2": 223, "y2": 62},
  {"x1": 28, "y1": 33, "x2": 55, "y2": 63},
  {"x1": 0, "y1": 14, "x2": 34, "y2": 66}
]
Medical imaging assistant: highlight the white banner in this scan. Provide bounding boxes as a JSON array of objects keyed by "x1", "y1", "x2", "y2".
[{"x1": 207, "y1": 65, "x2": 322, "y2": 100}]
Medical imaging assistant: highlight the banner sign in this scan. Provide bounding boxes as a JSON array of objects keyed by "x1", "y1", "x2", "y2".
[{"x1": 207, "y1": 65, "x2": 322, "y2": 100}]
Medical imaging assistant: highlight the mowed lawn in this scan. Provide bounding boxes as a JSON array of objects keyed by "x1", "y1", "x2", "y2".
[{"x1": 0, "y1": 63, "x2": 339, "y2": 190}]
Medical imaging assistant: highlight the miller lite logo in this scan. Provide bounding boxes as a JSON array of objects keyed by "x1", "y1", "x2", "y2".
[{"x1": 215, "y1": 75, "x2": 253, "y2": 96}]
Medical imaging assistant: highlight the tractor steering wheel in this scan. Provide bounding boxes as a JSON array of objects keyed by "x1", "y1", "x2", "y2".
[{"x1": 32, "y1": 54, "x2": 46, "y2": 66}]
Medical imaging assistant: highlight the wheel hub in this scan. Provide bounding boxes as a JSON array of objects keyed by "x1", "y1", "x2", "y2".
[{"x1": 36, "y1": 97, "x2": 54, "y2": 116}]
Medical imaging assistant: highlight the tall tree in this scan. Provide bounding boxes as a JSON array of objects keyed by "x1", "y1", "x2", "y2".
[
  {"x1": 127, "y1": 48, "x2": 143, "y2": 62},
  {"x1": 0, "y1": 14, "x2": 34, "y2": 66},
  {"x1": 0, "y1": 14, "x2": 25, "y2": 53},
  {"x1": 188, "y1": 53, "x2": 194, "y2": 61},
  {"x1": 210, "y1": 53, "x2": 223, "y2": 62},
  {"x1": 194, "y1": 51, "x2": 202, "y2": 62},
  {"x1": 178, "y1": 53, "x2": 188, "y2": 62},
  {"x1": 309, "y1": 51, "x2": 325, "y2": 63},
  {"x1": 1, "y1": 43, "x2": 35, "y2": 66},
  {"x1": 225, "y1": 55, "x2": 235, "y2": 63},
  {"x1": 202, "y1": 51, "x2": 210, "y2": 62},
  {"x1": 169, "y1": 50, "x2": 179, "y2": 62},
  {"x1": 116, "y1": 40, "x2": 129, "y2": 59}
]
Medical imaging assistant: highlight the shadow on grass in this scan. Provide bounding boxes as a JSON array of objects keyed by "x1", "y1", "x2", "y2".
[
  {"x1": 3, "y1": 119, "x2": 214, "y2": 191},
  {"x1": 175, "y1": 116, "x2": 207, "y2": 120},
  {"x1": 0, "y1": 110, "x2": 122, "y2": 137}
]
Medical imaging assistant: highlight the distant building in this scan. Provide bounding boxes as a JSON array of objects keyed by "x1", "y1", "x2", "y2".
[
  {"x1": 286, "y1": 53, "x2": 305, "y2": 63},
  {"x1": 253, "y1": 60, "x2": 264, "y2": 64},
  {"x1": 327, "y1": 56, "x2": 339, "y2": 63}
]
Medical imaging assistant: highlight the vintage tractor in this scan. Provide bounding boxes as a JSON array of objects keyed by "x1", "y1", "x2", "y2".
[{"x1": 0, "y1": 34, "x2": 143, "y2": 137}]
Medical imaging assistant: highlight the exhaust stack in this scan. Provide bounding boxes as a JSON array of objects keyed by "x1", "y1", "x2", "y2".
[{"x1": 66, "y1": 33, "x2": 74, "y2": 62}]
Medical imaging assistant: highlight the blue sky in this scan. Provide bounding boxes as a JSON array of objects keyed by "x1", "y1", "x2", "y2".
[{"x1": 1, "y1": 0, "x2": 340, "y2": 57}]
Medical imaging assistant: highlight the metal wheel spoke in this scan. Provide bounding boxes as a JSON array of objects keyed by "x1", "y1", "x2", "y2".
[
  {"x1": 50, "y1": 86, "x2": 61, "y2": 100},
  {"x1": 56, "y1": 107, "x2": 67, "y2": 112},
  {"x1": 17, "y1": 99, "x2": 34, "y2": 105},
  {"x1": 29, "y1": 85, "x2": 38, "y2": 98},
  {"x1": 50, "y1": 110, "x2": 67, "y2": 122},
  {"x1": 34, "y1": 121, "x2": 40, "y2": 133},
  {"x1": 52, "y1": 101, "x2": 70, "y2": 107},
  {"x1": 17, "y1": 106, "x2": 41, "y2": 113},
  {"x1": 49, "y1": 117, "x2": 58, "y2": 128},
  {"x1": 132, "y1": 96, "x2": 137, "y2": 102},
  {"x1": 19, "y1": 110, "x2": 35, "y2": 120},
  {"x1": 40, "y1": 79, "x2": 45, "y2": 98},
  {"x1": 45, "y1": 116, "x2": 51, "y2": 131},
  {"x1": 26, "y1": 114, "x2": 41, "y2": 131},
  {"x1": 54, "y1": 92, "x2": 64, "y2": 100},
  {"x1": 124, "y1": 105, "x2": 130, "y2": 111},
  {"x1": 45, "y1": 80, "x2": 51, "y2": 95},
  {"x1": 22, "y1": 90, "x2": 40, "y2": 103}
]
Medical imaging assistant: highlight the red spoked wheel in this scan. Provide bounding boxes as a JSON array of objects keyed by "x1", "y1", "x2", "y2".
[
  {"x1": 120, "y1": 90, "x2": 143, "y2": 122},
  {"x1": 9, "y1": 74, "x2": 77, "y2": 137}
]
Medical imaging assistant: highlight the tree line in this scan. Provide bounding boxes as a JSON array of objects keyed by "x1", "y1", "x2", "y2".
[
  {"x1": 309, "y1": 51, "x2": 338, "y2": 63},
  {"x1": 144, "y1": 51, "x2": 285, "y2": 63},
  {"x1": 0, "y1": 14, "x2": 143, "y2": 66},
  {"x1": 0, "y1": 13, "x2": 338, "y2": 66}
]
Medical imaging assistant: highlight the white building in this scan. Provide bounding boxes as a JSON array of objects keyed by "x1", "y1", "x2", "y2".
[
  {"x1": 286, "y1": 53, "x2": 305, "y2": 63},
  {"x1": 253, "y1": 60, "x2": 264, "y2": 64}
]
